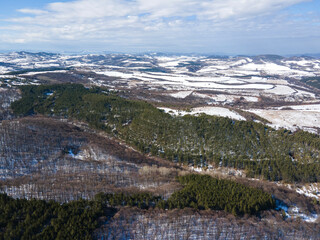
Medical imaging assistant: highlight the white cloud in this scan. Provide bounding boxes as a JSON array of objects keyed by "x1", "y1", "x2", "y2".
[
  {"x1": 200, "y1": 0, "x2": 311, "y2": 20},
  {"x1": 17, "y1": 9, "x2": 48, "y2": 15},
  {"x1": 0, "y1": 0, "x2": 317, "y2": 53},
  {"x1": 47, "y1": 0, "x2": 132, "y2": 19}
]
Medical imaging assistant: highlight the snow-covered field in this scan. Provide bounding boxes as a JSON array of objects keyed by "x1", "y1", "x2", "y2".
[
  {"x1": 1, "y1": 52, "x2": 318, "y2": 95},
  {"x1": 277, "y1": 104, "x2": 320, "y2": 111},
  {"x1": 248, "y1": 104, "x2": 320, "y2": 133},
  {"x1": 192, "y1": 92, "x2": 260, "y2": 103},
  {"x1": 264, "y1": 85, "x2": 296, "y2": 95},
  {"x1": 1, "y1": 52, "x2": 319, "y2": 133},
  {"x1": 168, "y1": 91, "x2": 193, "y2": 98},
  {"x1": 95, "y1": 70, "x2": 276, "y2": 91},
  {"x1": 20, "y1": 70, "x2": 67, "y2": 76},
  {"x1": 159, "y1": 106, "x2": 245, "y2": 121},
  {"x1": 0, "y1": 66, "x2": 9, "y2": 74},
  {"x1": 249, "y1": 108, "x2": 320, "y2": 133}
]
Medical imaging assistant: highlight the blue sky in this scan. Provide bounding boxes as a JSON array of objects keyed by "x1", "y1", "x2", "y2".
[{"x1": 0, "y1": 0, "x2": 319, "y2": 55}]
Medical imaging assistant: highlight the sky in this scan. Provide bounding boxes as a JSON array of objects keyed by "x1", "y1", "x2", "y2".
[{"x1": 0, "y1": 0, "x2": 319, "y2": 55}]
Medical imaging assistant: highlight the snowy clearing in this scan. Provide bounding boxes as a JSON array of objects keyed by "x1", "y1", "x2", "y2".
[
  {"x1": 264, "y1": 85, "x2": 296, "y2": 95},
  {"x1": 159, "y1": 106, "x2": 245, "y2": 121},
  {"x1": 169, "y1": 91, "x2": 193, "y2": 98},
  {"x1": 248, "y1": 108, "x2": 320, "y2": 133}
]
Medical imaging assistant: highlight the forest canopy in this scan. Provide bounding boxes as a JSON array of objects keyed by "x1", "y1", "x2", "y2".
[
  {"x1": 11, "y1": 84, "x2": 320, "y2": 183},
  {"x1": 0, "y1": 174, "x2": 275, "y2": 239},
  {"x1": 161, "y1": 174, "x2": 275, "y2": 215}
]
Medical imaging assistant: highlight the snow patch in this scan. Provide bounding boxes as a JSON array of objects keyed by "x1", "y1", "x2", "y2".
[
  {"x1": 248, "y1": 108, "x2": 320, "y2": 133},
  {"x1": 278, "y1": 104, "x2": 320, "y2": 111},
  {"x1": 20, "y1": 70, "x2": 67, "y2": 76},
  {"x1": 264, "y1": 85, "x2": 296, "y2": 95},
  {"x1": 296, "y1": 183, "x2": 320, "y2": 200},
  {"x1": 159, "y1": 106, "x2": 245, "y2": 121},
  {"x1": 276, "y1": 200, "x2": 319, "y2": 223},
  {"x1": 169, "y1": 91, "x2": 193, "y2": 99}
]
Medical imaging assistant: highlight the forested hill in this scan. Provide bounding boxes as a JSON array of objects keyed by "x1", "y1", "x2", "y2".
[
  {"x1": 0, "y1": 174, "x2": 275, "y2": 239},
  {"x1": 11, "y1": 84, "x2": 320, "y2": 183}
]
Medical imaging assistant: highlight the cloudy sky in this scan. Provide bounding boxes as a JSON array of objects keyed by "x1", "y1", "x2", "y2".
[{"x1": 0, "y1": 0, "x2": 319, "y2": 54}]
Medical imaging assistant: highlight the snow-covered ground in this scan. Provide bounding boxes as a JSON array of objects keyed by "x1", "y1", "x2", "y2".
[
  {"x1": 20, "y1": 70, "x2": 67, "y2": 76},
  {"x1": 276, "y1": 201, "x2": 319, "y2": 223},
  {"x1": 264, "y1": 85, "x2": 296, "y2": 95},
  {"x1": 239, "y1": 62, "x2": 292, "y2": 73},
  {"x1": 1, "y1": 52, "x2": 319, "y2": 134},
  {"x1": 295, "y1": 183, "x2": 320, "y2": 200},
  {"x1": 0, "y1": 66, "x2": 9, "y2": 74},
  {"x1": 1, "y1": 52, "x2": 317, "y2": 94},
  {"x1": 248, "y1": 104, "x2": 320, "y2": 133},
  {"x1": 277, "y1": 104, "x2": 320, "y2": 111},
  {"x1": 95, "y1": 69, "x2": 276, "y2": 91},
  {"x1": 0, "y1": 52, "x2": 318, "y2": 93},
  {"x1": 159, "y1": 106, "x2": 245, "y2": 121},
  {"x1": 168, "y1": 91, "x2": 193, "y2": 98},
  {"x1": 192, "y1": 92, "x2": 259, "y2": 103}
]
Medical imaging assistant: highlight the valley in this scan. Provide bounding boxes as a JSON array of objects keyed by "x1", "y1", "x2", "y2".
[{"x1": 1, "y1": 52, "x2": 320, "y2": 239}]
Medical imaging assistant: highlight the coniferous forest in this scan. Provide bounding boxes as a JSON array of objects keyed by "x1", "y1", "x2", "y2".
[
  {"x1": 11, "y1": 84, "x2": 320, "y2": 183},
  {"x1": 160, "y1": 174, "x2": 275, "y2": 215},
  {"x1": 0, "y1": 174, "x2": 275, "y2": 239}
]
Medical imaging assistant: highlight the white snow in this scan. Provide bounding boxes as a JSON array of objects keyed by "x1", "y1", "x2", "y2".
[
  {"x1": 95, "y1": 70, "x2": 133, "y2": 78},
  {"x1": 278, "y1": 104, "x2": 320, "y2": 111},
  {"x1": 95, "y1": 69, "x2": 275, "y2": 90},
  {"x1": 158, "y1": 61, "x2": 181, "y2": 67},
  {"x1": 0, "y1": 66, "x2": 9, "y2": 74},
  {"x1": 20, "y1": 70, "x2": 67, "y2": 76},
  {"x1": 230, "y1": 59, "x2": 248, "y2": 66},
  {"x1": 190, "y1": 166, "x2": 204, "y2": 172},
  {"x1": 0, "y1": 75, "x2": 16, "y2": 78},
  {"x1": 169, "y1": 91, "x2": 193, "y2": 98},
  {"x1": 290, "y1": 206, "x2": 319, "y2": 223},
  {"x1": 192, "y1": 107, "x2": 245, "y2": 120},
  {"x1": 239, "y1": 62, "x2": 292, "y2": 73},
  {"x1": 295, "y1": 89, "x2": 316, "y2": 98},
  {"x1": 264, "y1": 85, "x2": 296, "y2": 95},
  {"x1": 295, "y1": 183, "x2": 320, "y2": 200},
  {"x1": 248, "y1": 108, "x2": 320, "y2": 133},
  {"x1": 34, "y1": 63, "x2": 60, "y2": 68},
  {"x1": 192, "y1": 93, "x2": 259, "y2": 103},
  {"x1": 243, "y1": 96, "x2": 260, "y2": 102},
  {"x1": 1, "y1": 52, "x2": 320, "y2": 109},
  {"x1": 192, "y1": 92, "x2": 211, "y2": 99},
  {"x1": 223, "y1": 79, "x2": 246, "y2": 84},
  {"x1": 212, "y1": 94, "x2": 237, "y2": 103},
  {"x1": 276, "y1": 201, "x2": 319, "y2": 223},
  {"x1": 159, "y1": 106, "x2": 245, "y2": 121}
]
